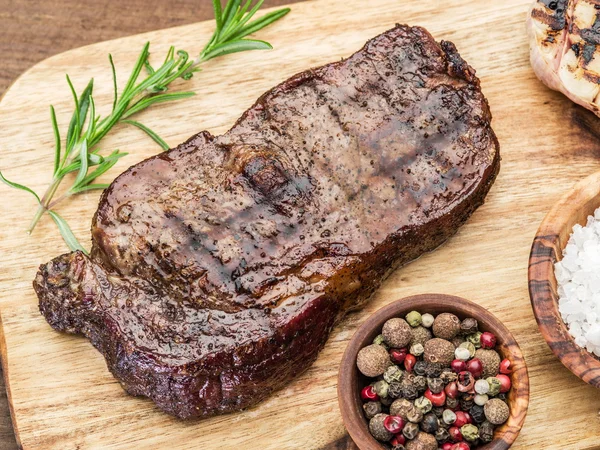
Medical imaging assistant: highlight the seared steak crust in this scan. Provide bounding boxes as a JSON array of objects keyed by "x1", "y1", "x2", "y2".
[{"x1": 34, "y1": 25, "x2": 500, "y2": 419}]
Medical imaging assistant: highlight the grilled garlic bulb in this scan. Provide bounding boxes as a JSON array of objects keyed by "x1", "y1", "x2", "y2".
[{"x1": 528, "y1": 0, "x2": 600, "y2": 115}]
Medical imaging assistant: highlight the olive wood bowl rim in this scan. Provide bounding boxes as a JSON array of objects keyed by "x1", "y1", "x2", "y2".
[
  {"x1": 528, "y1": 171, "x2": 600, "y2": 388},
  {"x1": 337, "y1": 293, "x2": 529, "y2": 450}
]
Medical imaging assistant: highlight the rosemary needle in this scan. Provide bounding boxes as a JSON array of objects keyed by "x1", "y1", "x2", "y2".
[{"x1": 0, "y1": 0, "x2": 290, "y2": 252}]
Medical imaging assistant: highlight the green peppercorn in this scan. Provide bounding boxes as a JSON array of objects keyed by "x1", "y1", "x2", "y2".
[
  {"x1": 467, "y1": 332, "x2": 483, "y2": 349},
  {"x1": 415, "y1": 396, "x2": 433, "y2": 414},
  {"x1": 458, "y1": 341, "x2": 476, "y2": 358},
  {"x1": 406, "y1": 311, "x2": 423, "y2": 327},
  {"x1": 363, "y1": 401, "x2": 382, "y2": 419},
  {"x1": 421, "y1": 313, "x2": 435, "y2": 328},
  {"x1": 486, "y1": 377, "x2": 502, "y2": 396},
  {"x1": 369, "y1": 413, "x2": 393, "y2": 441},
  {"x1": 421, "y1": 413, "x2": 439, "y2": 433},
  {"x1": 479, "y1": 421, "x2": 494, "y2": 443},
  {"x1": 373, "y1": 380, "x2": 389, "y2": 399},
  {"x1": 403, "y1": 421, "x2": 420, "y2": 440},
  {"x1": 410, "y1": 343, "x2": 425, "y2": 357},
  {"x1": 461, "y1": 424, "x2": 479, "y2": 442},
  {"x1": 373, "y1": 334, "x2": 389, "y2": 348},
  {"x1": 427, "y1": 377, "x2": 444, "y2": 394},
  {"x1": 384, "y1": 365, "x2": 404, "y2": 384}
]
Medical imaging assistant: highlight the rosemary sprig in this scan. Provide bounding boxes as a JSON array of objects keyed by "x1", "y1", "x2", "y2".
[{"x1": 0, "y1": 0, "x2": 290, "y2": 253}]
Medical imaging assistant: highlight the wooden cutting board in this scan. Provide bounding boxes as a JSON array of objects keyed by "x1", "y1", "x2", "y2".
[{"x1": 2, "y1": 0, "x2": 600, "y2": 448}]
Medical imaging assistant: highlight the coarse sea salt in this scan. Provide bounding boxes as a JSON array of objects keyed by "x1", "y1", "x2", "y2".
[{"x1": 555, "y1": 207, "x2": 600, "y2": 357}]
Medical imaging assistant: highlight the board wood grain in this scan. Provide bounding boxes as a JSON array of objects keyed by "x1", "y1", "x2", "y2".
[{"x1": 1, "y1": 0, "x2": 600, "y2": 448}]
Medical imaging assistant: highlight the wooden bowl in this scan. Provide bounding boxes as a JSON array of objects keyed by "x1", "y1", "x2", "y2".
[
  {"x1": 529, "y1": 171, "x2": 600, "y2": 387},
  {"x1": 338, "y1": 294, "x2": 529, "y2": 450}
]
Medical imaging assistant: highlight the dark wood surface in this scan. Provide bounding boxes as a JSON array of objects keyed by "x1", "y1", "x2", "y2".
[{"x1": 0, "y1": 1, "x2": 297, "y2": 448}]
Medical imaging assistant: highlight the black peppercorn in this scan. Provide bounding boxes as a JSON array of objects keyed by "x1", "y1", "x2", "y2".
[
  {"x1": 391, "y1": 445, "x2": 406, "y2": 450},
  {"x1": 440, "y1": 369, "x2": 457, "y2": 385},
  {"x1": 400, "y1": 382, "x2": 419, "y2": 400},
  {"x1": 413, "y1": 375, "x2": 428, "y2": 393},
  {"x1": 380, "y1": 395, "x2": 394, "y2": 406},
  {"x1": 479, "y1": 421, "x2": 494, "y2": 443},
  {"x1": 420, "y1": 413, "x2": 439, "y2": 434},
  {"x1": 497, "y1": 393, "x2": 508, "y2": 402},
  {"x1": 427, "y1": 377, "x2": 444, "y2": 394},
  {"x1": 363, "y1": 401, "x2": 382, "y2": 419},
  {"x1": 432, "y1": 406, "x2": 444, "y2": 418},
  {"x1": 435, "y1": 427, "x2": 450, "y2": 442},
  {"x1": 388, "y1": 381, "x2": 403, "y2": 399},
  {"x1": 445, "y1": 397, "x2": 458, "y2": 409},
  {"x1": 414, "y1": 360, "x2": 428, "y2": 376},
  {"x1": 424, "y1": 362, "x2": 443, "y2": 377},
  {"x1": 469, "y1": 405, "x2": 486, "y2": 424},
  {"x1": 459, "y1": 393, "x2": 475, "y2": 411},
  {"x1": 460, "y1": 317, "x2": 478, "y2": 335}
]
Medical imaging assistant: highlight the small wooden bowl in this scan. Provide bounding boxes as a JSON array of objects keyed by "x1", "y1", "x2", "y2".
[
  {"x1": 529, "y1": 171, "x2": 600, "y2": 387},
  {"x1": 338, "y1": 294, "x2": 529, "y2": 450}
]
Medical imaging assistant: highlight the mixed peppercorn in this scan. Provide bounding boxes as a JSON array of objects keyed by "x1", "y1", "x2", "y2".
[{"x1": 357, "y1": 311, "x2": 512, "y2": 450}]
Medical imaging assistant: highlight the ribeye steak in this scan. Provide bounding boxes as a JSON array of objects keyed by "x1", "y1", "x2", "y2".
[{"x1": 34, "y1": 25, "x2": 500, "y2": 419}]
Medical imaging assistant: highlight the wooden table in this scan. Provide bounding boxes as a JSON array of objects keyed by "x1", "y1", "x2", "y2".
[{"x1": 0, "y1": 2, "x2": 299, "y2": 449}]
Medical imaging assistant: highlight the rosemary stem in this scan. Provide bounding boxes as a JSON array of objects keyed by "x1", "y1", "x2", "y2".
[
  {"x1": 47, "y1": 191, "x2": 71, "y2": 210},
  {"x1": 26, "y1": 204, "x2": 46, "y2": 235},
  {"x1": 26, "y1": 176, "x2": 62, "y2": 233}
]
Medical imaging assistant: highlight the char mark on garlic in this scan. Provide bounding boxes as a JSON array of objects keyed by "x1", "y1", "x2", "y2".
[{"x1": 528, "y1": 0, "x2": 600, "y2": 114}]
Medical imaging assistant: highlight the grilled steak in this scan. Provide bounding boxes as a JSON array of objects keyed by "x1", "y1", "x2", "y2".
[{"x1": 34, "y1": 25, "x2": 500, "y2": 419}]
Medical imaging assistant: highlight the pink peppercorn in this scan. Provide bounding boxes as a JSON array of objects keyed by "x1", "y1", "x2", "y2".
[
  {"x1": 361, "y1": 385, "x2": 379, "y2": 401},
  {"x1": 480, "y1": 332, "x2": 497, "y2": 349},
  {"x1": 496, "y1": 374, "x2": 512, "y2": 393},
  {"x1": 390, "y1": 348, "x2": 408, "y2": 364}
]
